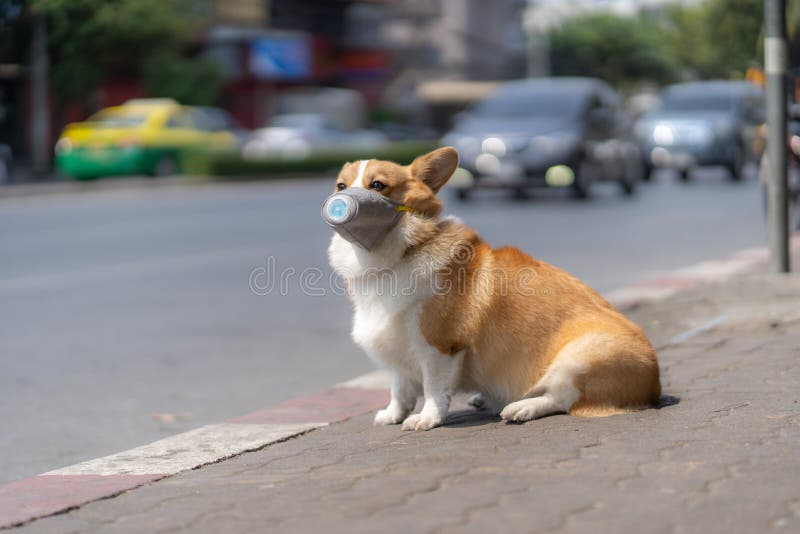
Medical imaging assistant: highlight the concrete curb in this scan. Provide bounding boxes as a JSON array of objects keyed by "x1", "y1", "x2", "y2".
[
  {"x1": 605, "y1": 233, "x2": 800, "y2": 311},
  {"x1": 2, "y1": 236, "x2": 798, "y2": 529},
  {"x1": 0, "y1": 375, "x2": 390, "y2": 530}
]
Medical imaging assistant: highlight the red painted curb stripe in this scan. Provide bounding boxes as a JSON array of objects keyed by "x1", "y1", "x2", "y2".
[
  {"x1": 0, "y1": 474, "x2": 161, "y2": 529},
  {"x1": 229, "y1": 387, "x2": 389, "y2": 424}
]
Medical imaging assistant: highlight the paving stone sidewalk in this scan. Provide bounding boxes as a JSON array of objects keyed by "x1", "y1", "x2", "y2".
[{"x1": 17, "y1": 274, "x2": 800, "y2": 534}]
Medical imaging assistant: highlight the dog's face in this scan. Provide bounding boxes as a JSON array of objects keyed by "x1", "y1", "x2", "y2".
[{"x1": 334, "y1": 147, "x2": 459, "y2": 218}]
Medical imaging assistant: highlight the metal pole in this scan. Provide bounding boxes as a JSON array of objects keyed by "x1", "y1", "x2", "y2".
[
  {"x1": 765, "y1": 0, "x2": 790, "y2": 272},
  {"x1": 30, "y1": 15, "x2": 51, "y2": 177}
]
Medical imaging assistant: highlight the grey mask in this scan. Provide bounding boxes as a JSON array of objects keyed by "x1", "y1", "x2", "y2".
[{"x1": 321, "y1": 187, "x2": 410, "y2": 250}]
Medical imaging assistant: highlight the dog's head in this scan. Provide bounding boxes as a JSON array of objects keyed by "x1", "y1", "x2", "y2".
[{"x1": 334, "y1": 147, "x2": 459, "y2": 218}]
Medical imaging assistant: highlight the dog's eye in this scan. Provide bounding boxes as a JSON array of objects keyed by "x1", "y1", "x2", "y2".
[
  {"x1": 370, "y1": 180, "x2": 386, "y2": 192},
  {"x1": 336, "y1": 183, "x2": 346, "y2": 191}
]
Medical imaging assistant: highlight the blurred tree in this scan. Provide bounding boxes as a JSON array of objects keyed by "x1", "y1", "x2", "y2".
[
  {"x1": 657, "y1": 3, "x2": 714, "y2": 79},
  {"x1": 31, "y1": 0, "x2": 221, "y2": 106},
  {"x1": 142, "y1": 51, "x2": 222, "y2": 106},
  {"x1": 548, "y1": 13, "x2": 680, "y2": 89},
  {"x1": 547, "y1": 0, "x2": 796, "y2": 87},
  {"x1": 660, "y1": 0, "x2": 763, "y2": 79}
]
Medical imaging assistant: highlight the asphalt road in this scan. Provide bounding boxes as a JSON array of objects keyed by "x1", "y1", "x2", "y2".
[{"x1": 0, "y1": 169, "x2": 765, "y2": 485}]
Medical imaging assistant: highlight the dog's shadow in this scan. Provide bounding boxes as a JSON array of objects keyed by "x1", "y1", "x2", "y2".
[
  {"x1": 656, "y1": 395, "x2": 681, "y2": 409},
  {"x1": 444, "y1": 408, "x2": 500, "y2": 428},
  {"x1": 441, "y1": 394, "x2": 681, "y2": 428}
]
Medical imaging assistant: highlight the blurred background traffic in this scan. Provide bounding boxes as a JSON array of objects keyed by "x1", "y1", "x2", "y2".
[{"x1": 0, "y1": 0, "x2": 795, "y2": 197}]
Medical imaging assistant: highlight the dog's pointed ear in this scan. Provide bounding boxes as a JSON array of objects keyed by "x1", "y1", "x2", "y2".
[{"x1": 410, "y1": 147, "x2": 459, "y2": 193}]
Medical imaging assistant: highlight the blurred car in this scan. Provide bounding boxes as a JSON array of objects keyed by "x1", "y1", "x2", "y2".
[
  {"x1": 442, "y1": 77, "x2": 643, "y2": 199},
  {"x1": 0, "y1": 143, "x2": 11, "y2": 184},
  {"x1": 55, "y1": 99, "x2": 238, "y2": 179},
  {"x1": 374, "y1": 122, "x2": 440, "y2": 142},
  {"x1": 242, "y1": 113, "x2": 388, "y2": 160},
  {"x1": 635, "y1": 81, "x2": 765, "y2": 181},
  {"x1": 193, "y1": 107, "x2": 251, "y2": 148}
]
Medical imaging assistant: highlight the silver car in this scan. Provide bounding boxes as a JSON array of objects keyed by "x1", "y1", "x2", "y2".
[
  {"x1": 243, "y1": 114, "x2": 388, "y2": 160},
  {"x1": 635, "y1": 81, "x2": 765, "y2": 181}
]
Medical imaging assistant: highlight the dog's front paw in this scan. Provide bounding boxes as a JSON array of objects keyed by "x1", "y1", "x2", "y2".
[
  {"x1": 401, "y1": 412, "x2": 443, "y2": 431},
  {"x1": 373, "y1": 408, "x2": 405, "y2": 426}
]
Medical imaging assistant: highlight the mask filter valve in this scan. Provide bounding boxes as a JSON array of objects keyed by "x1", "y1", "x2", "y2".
[
  {"x1": 325, "y1": 195, "x2": 357, "y2": 224},
  {"x1": 321, "y1": 188, "x2": 408, "y2": 250}
]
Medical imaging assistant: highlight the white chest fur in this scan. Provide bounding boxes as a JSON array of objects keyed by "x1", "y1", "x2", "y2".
[
  {"x1": 351, "y1": 293, "x2": 422, "y2": 378},
  {"x1": 328, "y1": 226, "x2": 436, "y2": 379}
]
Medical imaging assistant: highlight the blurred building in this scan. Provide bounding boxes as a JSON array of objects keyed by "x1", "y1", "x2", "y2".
[
  {"x1": 384, "y1": 0, "x2": 525, "y2": 81},
  {"x1": 204, "y1": 0, "x2": 529, "y2": 130},
  {"x1": 203, "y1": 0, "x2": 393, "y2": 128},
  {"x1": 209, "y1": 0, "x2": 529, "y2": 131},
  {"x1": 382, "y1": 0, "x2": 526, "y2": 130}
]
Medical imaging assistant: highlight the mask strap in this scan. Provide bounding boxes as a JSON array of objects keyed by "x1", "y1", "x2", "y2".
[{"x1": 395, "y1": 205, "x2": 419, "y2": 214}]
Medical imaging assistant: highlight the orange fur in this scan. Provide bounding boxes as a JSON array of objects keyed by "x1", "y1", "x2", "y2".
[{"x1": 414, "y1": 226, "x2": 661, "y2": 415}]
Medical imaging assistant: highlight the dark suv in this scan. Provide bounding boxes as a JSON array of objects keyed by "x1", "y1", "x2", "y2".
[
  {"x1": 442, "y1": 77, "x2": 643, "y2": 199},
  {"x1": 635, "y1": 81, "x2": 765, "y2": 181}
]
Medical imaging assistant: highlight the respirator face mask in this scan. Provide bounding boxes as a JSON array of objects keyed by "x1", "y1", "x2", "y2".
[{"x1": 321, "y1": 187, "x2": 412, "y2": 250}]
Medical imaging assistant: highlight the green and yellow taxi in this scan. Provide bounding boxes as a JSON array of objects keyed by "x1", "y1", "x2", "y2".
[{"x1": 55, "y1": 99, "x2": 238, "y2": 180}]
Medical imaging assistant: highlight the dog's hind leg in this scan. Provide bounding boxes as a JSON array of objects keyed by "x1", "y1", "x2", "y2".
[
  {"x1": 499, "y1": 354, "x2": 584, "y2": 423},
  {"x1": 500, "y1": 333, "x2": 600, "y2": 423},
  {"x1": 500, "y1": 331, "x2": 659, "y2": 423}
]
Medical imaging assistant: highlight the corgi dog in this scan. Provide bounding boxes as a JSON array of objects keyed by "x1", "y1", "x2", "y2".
[{"x1": 327, "y1": 147, "x2": 661, "y2": 431}]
